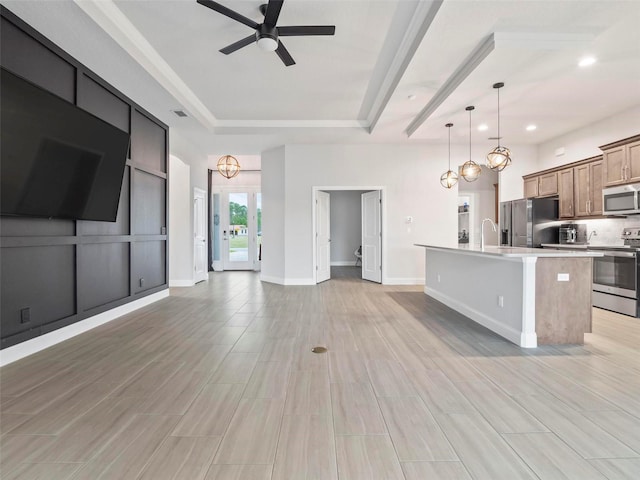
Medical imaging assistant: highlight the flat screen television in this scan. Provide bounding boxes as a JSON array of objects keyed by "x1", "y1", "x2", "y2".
[{"x1": 1, "y1": 67, "x2": 130, "y2": 222}]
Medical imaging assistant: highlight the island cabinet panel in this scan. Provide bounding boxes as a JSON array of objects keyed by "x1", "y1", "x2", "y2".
[
  {"x1": 558, "y1": 168, "x2": 575, "y2": 218},
  {"x1": 535, "y1": 257, "x2": 592, "y2": 344},
  {"x1": 524, "y1": 178, "x2": 539, "y2": 198}
]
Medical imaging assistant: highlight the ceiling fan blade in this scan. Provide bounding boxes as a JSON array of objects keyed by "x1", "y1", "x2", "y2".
[
  {"x1": 275, "y1": 41, "x2": 295, "y2": 66},
  {"x1": 219, "y1": 34, "x2": 256, "y2": 55},
  {"x1": 277, "y1": 25, "x2": 336, "y2": 36},
  {"x1": 263, "y1": 0, "x2": 284, "y2": 28},
  {"x1": 197, "y1": 0, "x2": 259, "y2": 30}
]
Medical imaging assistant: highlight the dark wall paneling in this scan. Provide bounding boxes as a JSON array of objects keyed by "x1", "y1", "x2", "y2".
[
  {"x1": 131, "y1": 110, "x2": 167, "y2": 173},
  {"x1": 0, "y1": 6, "x2": 169, "y2": 350},
  {"x1": 1, "y1": 246, "x2": 76, "y2": 343},
  {"x1": 81, "y1": 167, "x2": 131, "y2": 236},
  {"x1": 79, "y1": 242, "x2": 130, "y2": 310},
  {"x1": 0, "y1": 217, "x2": 76, "y2": 237},
  {"x1": 133, "y1": 170, "x2": 166, "y2": 235},
  {"x1": 77, "y1": 73, "x2": 130, "y2": 133},
  {"x1": 133, "y1": 241, "x2": 166, "y2": 294},
  {"x1": 0, "y1": 16, "x2": 75, "y2": 102}
]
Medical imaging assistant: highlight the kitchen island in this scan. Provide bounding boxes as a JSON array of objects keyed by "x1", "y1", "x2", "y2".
[{"x1": 416, "y1": 244, "x2": 603, "y2": 347}]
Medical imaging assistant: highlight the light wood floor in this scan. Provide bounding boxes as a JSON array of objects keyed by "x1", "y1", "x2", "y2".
[{"x1": 2, "y1": 268, "x2": 640, "y2": 479}]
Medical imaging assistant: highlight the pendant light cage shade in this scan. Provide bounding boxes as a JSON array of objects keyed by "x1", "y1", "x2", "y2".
[
  {"x1": 486, "y1": 82, "x2": 512, "y2": 171},
  {"x1": 440, "y1": 122, "x2": 458, "y2": 189},
  {"x1": 461, "y1": 105, "x2": 481, "y2": 182},
  {"x1": 217, "y1": 155, "x2": 241, "y2": 179},
  {"x1": 486, "y1": 146, "x2": 512, "y2": 171},
  {"x1": 440, "y1": 169, "x2": 459, "y2": 189}
]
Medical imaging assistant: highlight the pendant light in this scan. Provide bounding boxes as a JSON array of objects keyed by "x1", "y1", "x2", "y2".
[
  {"x1": 217, "y1": 155, "x2": 241, "y2": 179},
  {"x1": 460, "y1": 106, "x2": 482, "y2": 182},
  {"x1": 486, "y1": 82, "x2": 512, "y2": 171},
  {"x1": 440, "y1": 123, "x2": 458, "y2": 189}
]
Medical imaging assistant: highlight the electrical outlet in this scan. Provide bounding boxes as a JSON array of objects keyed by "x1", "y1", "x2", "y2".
[
  {"x1": 557, "y1": 273, "x2": 570, "y2": 282},
  {"x1": 139, "y1": 278, "x2": 145, "y2": 287},
  {"x1": 497, "y1": 295, "x2": 504, "y2": 307},
  {"x1": 437, "y1": 274, "x2": 441, "y2": 283},
  {"x1": 20, "y1": 307, "x2": 31, "y2": 324}
]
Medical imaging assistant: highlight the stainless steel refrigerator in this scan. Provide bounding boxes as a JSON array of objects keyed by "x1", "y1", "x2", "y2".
[{"x1": 499, "y1": 197, "x2": 559, "y2": 247}]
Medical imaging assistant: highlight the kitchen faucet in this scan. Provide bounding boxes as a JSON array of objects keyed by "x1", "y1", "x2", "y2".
[{"x1": 481, "y1": 218, "x2": 497, "y2": 250}]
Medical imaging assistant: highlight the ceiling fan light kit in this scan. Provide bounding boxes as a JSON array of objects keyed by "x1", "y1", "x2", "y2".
[
  {"x1": 440, "y1": 123, "x2": 458, "y2": 189},
  {"x1": 461, "y1": 105, "x2": 482, "y2": 182},
  {"x1": 486, "y1": 82, "x2": 512, "y2": 171},
  {"x1": 197, "y1": 0, "x2": 336, "y2": 66}
]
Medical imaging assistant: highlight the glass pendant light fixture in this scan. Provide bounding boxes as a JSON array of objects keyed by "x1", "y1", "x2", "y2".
[
  {"x1": 440, "y1": 123, "x2": 458, "y2": 189},
  {"x1": 486, "y1": 82, "x2": 512, "y2": 171},
  {"x1": 461, "y1": 105, "x2": 481, "y2": 182},
  {"x1": 217, "y1": 155, "x2": 241, "y2": 179}
]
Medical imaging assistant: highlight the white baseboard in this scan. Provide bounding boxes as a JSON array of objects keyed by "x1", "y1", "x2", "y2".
[
  {"x1": 383, "y1": 277, "x2": 423, "y2": 285},
  {"x1": 169, "y1": 279, "x2": 195, "y2": 287},
  {"x1": 331, "y1": 261, "x2": 358, "y2": 266},
  {"x1": 284, "y1": 278, "x2": 316, "y2": 285},
  {"x1": 424, "y1": 286, "x2": 532, "y2": 348},
  {"x1": 0, "y1": 289, "x2": 170, "y2": 367},
  {"x1": 260, "y1": 274, "x2": 285, "y2": 285}
]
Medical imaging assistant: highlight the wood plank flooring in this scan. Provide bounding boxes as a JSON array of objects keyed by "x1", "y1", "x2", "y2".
[{"x1": 2, "y1": 266, "x2": 640, "y2": 479}]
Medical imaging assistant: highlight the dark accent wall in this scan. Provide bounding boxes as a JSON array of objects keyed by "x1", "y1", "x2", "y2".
[{"x1": 0, "y1": 7, "x2": 169, "y2": 349}]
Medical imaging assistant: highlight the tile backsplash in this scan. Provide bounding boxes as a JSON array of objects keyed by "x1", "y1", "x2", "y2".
[{"x1": 564, "y1": 217, "x2": 640, "y2": 246}]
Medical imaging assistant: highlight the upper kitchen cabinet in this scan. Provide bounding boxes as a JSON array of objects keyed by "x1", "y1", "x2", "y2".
[
  {"x1": 601, "y1": 135, "x2": 640, "y2": 187},
  {"x1": 523, "y1": 171, "x2": 558, "y2": 198},
  {"x1": 574, "y1": 158, "x2": 603, "y2": 217},
  {"x1": 558, "y1": 168, "x2": 574, "y2": 218}
]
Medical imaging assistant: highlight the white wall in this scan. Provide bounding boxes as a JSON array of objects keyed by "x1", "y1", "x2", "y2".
[
  {"x1": 494, "y1": 144, "x2": 540, "y2": 202},
  {"x1": 168, "y1": 155, "x2": 193, "y2": 286},
  {"x1": 261, "y1": 144, "x2": 460, "y2": 285},
  {"x1": 329, "y1": 190, "x2": 365, "y2": 265},
  {"x1": 537, "y1": 105, "x2": 640, "y2": 171},
  {"x1": 261, "y1": 146, "x2": 286, "y2": 283}
]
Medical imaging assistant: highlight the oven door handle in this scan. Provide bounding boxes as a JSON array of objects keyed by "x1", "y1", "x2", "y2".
[{"x1": 596, "y1": 251, "x2": 637, "y2": 258}]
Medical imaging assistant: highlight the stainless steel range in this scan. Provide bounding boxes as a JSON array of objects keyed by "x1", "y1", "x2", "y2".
[{"x1": 591, "y1": 227, "x2": 640, "y2": 317}]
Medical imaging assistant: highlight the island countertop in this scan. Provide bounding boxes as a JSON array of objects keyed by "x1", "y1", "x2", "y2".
[{"x1": 415, "y1": 244, "x2": 603, "y2": 258}]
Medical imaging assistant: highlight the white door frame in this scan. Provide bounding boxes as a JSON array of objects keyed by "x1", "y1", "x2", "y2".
[
  {"x1": 312, "y1": 186, "x2": 386, "y2": 284},
  {"x1": 193, "y1": 187, "x2": 208, "y2": 283}
]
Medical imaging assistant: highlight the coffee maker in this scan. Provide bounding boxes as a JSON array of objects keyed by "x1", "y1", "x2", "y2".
[{"x1": 559, "y1": 223, "x2": 587, "y2": 244}]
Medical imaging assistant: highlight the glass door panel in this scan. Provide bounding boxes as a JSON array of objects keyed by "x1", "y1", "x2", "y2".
[{"x1": 228, "y1": 192, "x2": 249, "y2": 263}]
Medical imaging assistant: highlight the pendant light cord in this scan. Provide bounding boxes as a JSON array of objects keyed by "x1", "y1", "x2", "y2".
[
  {"x1": 469, "y1": 108, "x2": 472, "y2": 159},
  {"x1": 497, "y1": 86, "x2": 501, "y2": 148},
  {"x1": 448, "y1": 125, "x2": 451, "y2": 170}
]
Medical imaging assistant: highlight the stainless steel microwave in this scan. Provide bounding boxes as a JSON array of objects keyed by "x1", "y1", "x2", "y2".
[{"x1": 603, "y1": 183, "x2": 640, "y2": 215}]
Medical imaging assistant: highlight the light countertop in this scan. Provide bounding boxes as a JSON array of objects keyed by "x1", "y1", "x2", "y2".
[
  {"x1": 415, "y1": 244, "x2": 603, "y2": 258},
  {"x1": 540, "y1": 243, "x2": 589, "y2": 249}
]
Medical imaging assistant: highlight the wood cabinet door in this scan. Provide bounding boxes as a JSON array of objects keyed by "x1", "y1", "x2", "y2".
[
  {"x1": 538, "y1": 172, "x2": 558, "y2": 196},
  {"x1": 558, "y1": 168, "x2": 574, "y2": 218},
  {"x1": 589, "y1": 160, "x2": 603, "y2": 216},
  {"x1": 574, "y1": 164, "x2": 590, "y2": 217},
  {"x1": 627, "y1": 140, "x2": 640, "y2": 183},
  {"x1": 524, "y1": 177, "x2": 539, "y2": 198},
  {"x1": 603, "y1": 146, "x2": 626, "y2": 186}
]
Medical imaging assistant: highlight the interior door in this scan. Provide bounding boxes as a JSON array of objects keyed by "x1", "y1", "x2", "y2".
[
  {"x1": 362, "y1": 190, "x2": 382, "y2": 283},
  {"x1": 193, "y1": 187, "x2": 208, "y2": 283},
  {"x1": 316, "y1": 190, "x2": 331, "y2": 283}
]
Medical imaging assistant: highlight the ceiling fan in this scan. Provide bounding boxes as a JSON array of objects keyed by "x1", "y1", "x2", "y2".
[{"x1": 197, "y1": 0, "x2": 336, "y2": 66}]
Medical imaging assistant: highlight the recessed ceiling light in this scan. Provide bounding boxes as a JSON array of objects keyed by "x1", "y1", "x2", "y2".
[
  {"x1": 526, "y1": 124, "x2": 537, "y2": 131},
  {"x1": 578, "y1": 56, "x2": 596, "y2": 67},
  {"x1": 407, "y1": 94, "x2": 417, "y2": 100},
  {"x1": 477, "y1": 124, "x2": 489, "y2": 131}
]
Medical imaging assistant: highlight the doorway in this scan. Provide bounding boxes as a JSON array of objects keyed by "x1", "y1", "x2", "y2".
[
  {"x1": 210, "y1": 188, "x2": 261, "y2": 271},
  {"x1": 313, "y1": 187, "x2": 384, "y2": 284},
  {"x1": 193, "y1": 187, "x2": 208, "y2": 283}
]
